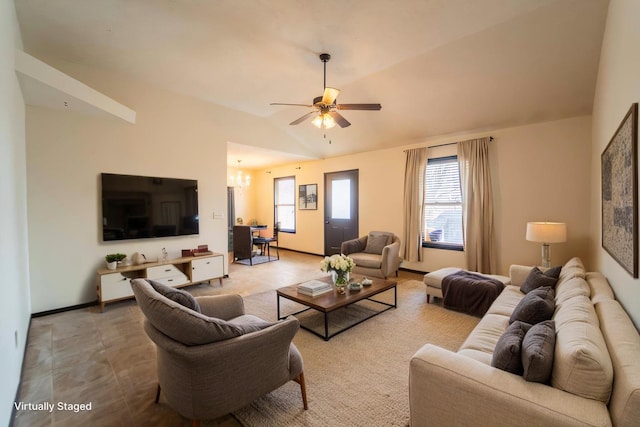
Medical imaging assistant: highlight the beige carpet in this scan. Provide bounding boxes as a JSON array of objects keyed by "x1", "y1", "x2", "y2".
[{"x1": 226, "y1": 280, "x2": 479, "y2": 427}]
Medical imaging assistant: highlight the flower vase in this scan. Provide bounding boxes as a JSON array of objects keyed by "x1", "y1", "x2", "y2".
[{"x1": 331, "y1": 271, "x2": 349, "y2": 294}]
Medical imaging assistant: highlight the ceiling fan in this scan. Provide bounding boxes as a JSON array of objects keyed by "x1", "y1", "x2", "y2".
[{"x1": 270, "y1": 53, "x2": 382, "y2": 129}]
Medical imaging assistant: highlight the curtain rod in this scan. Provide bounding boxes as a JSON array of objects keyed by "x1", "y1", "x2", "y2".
[{"x1": 404, "y1": 136, "x2": 493, "y2": 152}]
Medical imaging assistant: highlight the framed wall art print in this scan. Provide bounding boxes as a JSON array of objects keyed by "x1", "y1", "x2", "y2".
[
  {"x1": 601, "y1": 103, "x2": 638, "y2": 278},
  {"x1": 299, "y1": 184, "x2": 318, "y2": 210}
]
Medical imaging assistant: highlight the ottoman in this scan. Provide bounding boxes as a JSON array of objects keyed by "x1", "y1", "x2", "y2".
[{"x1": 424, "y1": 268, "x2": 511, "y2": 303}]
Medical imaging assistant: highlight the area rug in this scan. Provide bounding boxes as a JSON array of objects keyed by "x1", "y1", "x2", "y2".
[
  {"x1": 235, "y1": 255, "x2": 279, "y2": 266},
  {"x1": 219, "y1": 280, "x2": 479, "y2": 427}
]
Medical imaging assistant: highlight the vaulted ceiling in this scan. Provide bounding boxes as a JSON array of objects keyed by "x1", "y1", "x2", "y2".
[{"x1": 15, "y1": 0, "x2": 609, "y2": 168}]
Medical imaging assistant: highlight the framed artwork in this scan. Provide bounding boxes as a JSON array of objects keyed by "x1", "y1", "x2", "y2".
[
  {"x1": 602, "y1": 103, "x2": 638, "y2": 278},
  {"x1": 299, "y1": 184, "x2": 318, "y2": 210}
]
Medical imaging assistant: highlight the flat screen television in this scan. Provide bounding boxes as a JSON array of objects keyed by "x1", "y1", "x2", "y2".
[{"x1": 101, "y1": 173, "x2": 199, "y2": 241}]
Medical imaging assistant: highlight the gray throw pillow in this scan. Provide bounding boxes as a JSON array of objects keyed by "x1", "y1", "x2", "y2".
[
  {"x1": 521, "y1": 266, "x2": 561, "y2": 294},
  {"x1": 150, "y1": 280, "x2": 201, "y2": 312},
  {"x1": 364, "y1": 233, "x2": 390, "y2": 254},
  {"x1": 509, "y1": 286, "x2": 555, "y2": 325},
  {"x1": 491, "y1": 321, "x2": 532, "y2": 375},
  {"x1": 522, "y1": 320, "x2": 556, "y2": 383},
  {"x1": 544, "y1": 266, "x2": 562, "y2": 279}
]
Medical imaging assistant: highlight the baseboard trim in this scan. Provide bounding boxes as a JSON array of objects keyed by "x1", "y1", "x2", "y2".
[
  {"x1": 399, "y1": 266, "x2": 428, "y2": 275},
  {"x1": 274, "y1": 247, "x2": 324, "y2": 257},
  {"x1": 32, "y1": 301, "x2": 98, "y2": 318}
]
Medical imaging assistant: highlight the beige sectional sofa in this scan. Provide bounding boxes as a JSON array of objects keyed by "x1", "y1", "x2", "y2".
[{"x1": 410, "y1": 258, "x2": 640, "y2": 427}]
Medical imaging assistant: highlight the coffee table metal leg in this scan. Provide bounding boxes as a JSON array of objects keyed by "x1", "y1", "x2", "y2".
[
  {"x1": 277, "y1": 294, "x2": 281, "y2": 320},
  {"x1": 324, "y1": 312, "x2": 329, "y2": 341}
]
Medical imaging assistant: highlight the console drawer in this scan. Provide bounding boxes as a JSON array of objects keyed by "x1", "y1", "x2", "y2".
[{"x1": 146, "y1": 264, "x2": 183, "y2": 280}]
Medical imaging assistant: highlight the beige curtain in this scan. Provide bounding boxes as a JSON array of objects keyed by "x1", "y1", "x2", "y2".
[
  {"x1": 403, "y1": 147, "x2": 428, "y2": 262},
  {"x1": 457, "y1": 137, "x2": 495, "y2": 273}
]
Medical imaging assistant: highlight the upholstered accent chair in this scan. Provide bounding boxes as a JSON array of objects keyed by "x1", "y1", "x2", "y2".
[
  {"x1": 130, "y1": 279, "x2": 307, "y2": 426},
  {"x1": 340, "y1": 231, "x2": 402, "y2": 279}
]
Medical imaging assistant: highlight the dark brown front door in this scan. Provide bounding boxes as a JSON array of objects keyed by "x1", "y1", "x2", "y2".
[{"x1": 324, "y1": 170, "x2": 359, "y2": 255}]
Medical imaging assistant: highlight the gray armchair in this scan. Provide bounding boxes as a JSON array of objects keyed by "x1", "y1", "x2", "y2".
[
  {"x1": 130, "y1": 279, "x2": 307, "y2": 426},
  {"x1": 340, "y1": 231, "x2": 402, "y2": 279}
]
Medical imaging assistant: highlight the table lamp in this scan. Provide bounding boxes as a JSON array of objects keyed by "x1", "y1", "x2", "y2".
[{"x1": 526, "y1": 222, "x2": 567, "y2": 268}]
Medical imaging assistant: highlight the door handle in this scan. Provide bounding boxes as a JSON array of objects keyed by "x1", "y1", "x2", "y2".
[{"x1": 325, "y1": 221, "x2": 330, "y2": 224}]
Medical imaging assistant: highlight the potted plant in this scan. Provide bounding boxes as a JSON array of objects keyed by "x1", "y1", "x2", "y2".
[{"x1": 105, "y1": 253, "x2": 126, "y2": 270}]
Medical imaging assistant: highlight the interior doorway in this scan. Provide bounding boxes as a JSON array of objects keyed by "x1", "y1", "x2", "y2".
[{"x1": 324, "y1": 169, "x2": 359, "y2": 255}]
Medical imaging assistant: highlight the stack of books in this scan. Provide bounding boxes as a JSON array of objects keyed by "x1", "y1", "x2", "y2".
[{"x1": 297, "y1": 280, "x2": 333, "y2": 297}]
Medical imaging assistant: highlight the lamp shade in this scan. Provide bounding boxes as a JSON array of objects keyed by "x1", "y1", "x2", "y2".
[{"x1": 526, "y1": 222, "x2": 567, "y2": 243}]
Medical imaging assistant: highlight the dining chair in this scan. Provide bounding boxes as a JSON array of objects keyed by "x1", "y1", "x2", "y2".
[{"x1": 253, "y1": 222, "x2": 280, "y2": 260}]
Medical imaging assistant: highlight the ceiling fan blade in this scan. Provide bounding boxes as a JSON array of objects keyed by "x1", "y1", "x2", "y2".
[
  {"x1": 289, "y1": 111, "x2": 317, "y2": 125},
  {"x1": 328, "y1": 111, "x2": 351, "y2": 128},
  {"x1": 321, "y1": 87, "x2": 340, "y2": 105},
  {"x1": 271, "y1": 102, "x2": 313, "y2": 107},
  {"x1": 336, "y1": 103, "x2": 382, "y2": 111}
]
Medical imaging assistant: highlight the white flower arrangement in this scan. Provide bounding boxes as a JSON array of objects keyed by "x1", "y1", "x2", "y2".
[{"x1": 320, "y1": 254, "x2": 355, "y2": 274}]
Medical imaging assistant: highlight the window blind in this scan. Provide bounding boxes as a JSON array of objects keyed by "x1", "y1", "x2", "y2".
[{"x1": 424, "y1": 156, "x2": 463, "y2": 246}]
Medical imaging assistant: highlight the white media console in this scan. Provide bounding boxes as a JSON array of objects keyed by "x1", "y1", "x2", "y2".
[{"x1": 96, "y1": 252, "x2": 224, "y2": 311}]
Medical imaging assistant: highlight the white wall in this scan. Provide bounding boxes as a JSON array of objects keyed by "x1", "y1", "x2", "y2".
[
  {"x1": 255, "y1": 116, "x2": 592, "y2": 277},
  {"x1": 591, "y1": 0, "x2": 640, "y2": 328},
  {"x1": 25, "y1": 58, "x2": 300, "y2": 313},
  {"x1": 0, "y1": 1, "x2": 31, "y2": 425}
]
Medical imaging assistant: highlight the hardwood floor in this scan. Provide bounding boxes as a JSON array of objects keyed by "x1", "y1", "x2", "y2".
[{"x1": 14, "y1": 250, "x2": 424, "y2": 426}]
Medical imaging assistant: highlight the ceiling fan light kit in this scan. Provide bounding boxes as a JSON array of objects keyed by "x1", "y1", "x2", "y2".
[
  {"x1": 271, "y1": 53, "x2": 381, "y2": 130},
  {"x1": 312, "y1": 112, "x2": 336, "y2": 129}
]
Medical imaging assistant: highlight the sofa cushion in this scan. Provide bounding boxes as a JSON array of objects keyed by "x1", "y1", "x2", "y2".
[
  {"x1": 150, "y1": 280, "x2": 201, "y2": 312},
  {"x1": 552, "y1": 295, "x2": 613, "y2": 402},
  {"x1": 349, "y1": 252, "x2": 382, "y2": 269},
  {"x1": 522, "y1": 320, "x2": 556, "y2": 383},
  {"x1": 364, "y1": 233, "x2": 391, "y2": 254},
  {"x1": 459, "y1": 313, "x2": 509, "y2": 357},
  {"x1": 555, "y1": 277, "x2": 591, "y2": 305},
  {"x1": 595, "y1": 300, "x2": 640, "y2": 426},
  {"x1": 486, "y1": 285, "x2": 524, "y2": 317},
  {"x1": 509, "y1": 286, "x2": 555, "y2": 325},
  {"x1": 559, "y1": 257, "x2": 586, "y2": 281},
  {"x1": 520, "y1": 267, "x2": 560, "y2": 293},
  {"x1": 491, "y1": 321, "x2": 531, "y2": 375},
  {"x1": 586, "y1": 272, "x2": 615, "y2": 303}
]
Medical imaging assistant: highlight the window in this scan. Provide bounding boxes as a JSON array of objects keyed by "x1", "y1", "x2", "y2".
[
  {"x1": 274, "y1": 176, "x2": 295, "y2": 232},
  {"x1": 423, "y1": 156, "x2": 463, "y2": 250}
]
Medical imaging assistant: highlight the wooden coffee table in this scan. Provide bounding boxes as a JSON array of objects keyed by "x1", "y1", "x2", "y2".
[{"x1": 276, "y1": 275, "x2": 397, "y2": 341}]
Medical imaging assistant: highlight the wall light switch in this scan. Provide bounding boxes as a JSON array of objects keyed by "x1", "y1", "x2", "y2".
[{"x1": 213, "y1": 212, "x2": 224, "y2": 219}]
